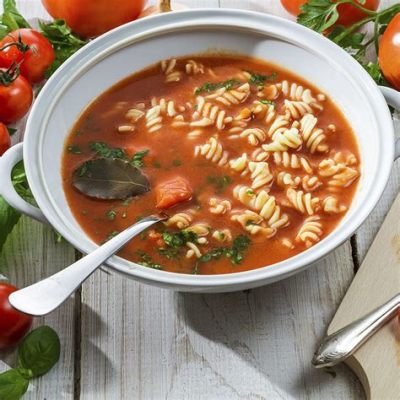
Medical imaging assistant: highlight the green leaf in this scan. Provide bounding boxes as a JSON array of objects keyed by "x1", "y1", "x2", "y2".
[
  {"x1": 90, "y1": 142, "x2": 127, "y2": 160},
  {"x1": 18, "y1": 326, "x2": 60, "y2": 378},
  {"x1": 131, "y1": 149, "x2": 149, "y2": 168},
  {"x1": 246, "y1": 71, "x2": 277, "y2": 86},
  {"x1": 0, "y1": 369, "x2": 30, "y2": 400},
  {"x1": 298, "y1": 0, "x2": 341, "y2": 32},
  {"x1": 39, "y1": 19, "x2": 87, "y2": 78},
  {"x1": 162, "y1": 230, "x2": 198, "y2": 248},
  {"x1": 0, "y1": 0, "x2": 31, "y2": 38},
  {"x1": 136, "y1": 250, "x2": 162, "y2": 269},
  {"x1": 195, "y1": 79, "x2": 241, "y2": 95},
  {"x1": 207, "y1": 175, "x2": 233, "y2": 194},
  {"x1": 0, "y1": 196, "x2": 21, "y2": 254}
]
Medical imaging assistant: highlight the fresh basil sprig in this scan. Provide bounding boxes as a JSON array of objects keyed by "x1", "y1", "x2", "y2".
[
  {"x1": 0, "y1": 326, "x2": 60, "y2": 400},
  {"x1": 0, "y1": 0, "x2": 31, "y2": 39}
]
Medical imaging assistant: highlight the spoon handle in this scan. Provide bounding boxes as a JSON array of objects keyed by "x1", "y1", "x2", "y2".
[
  {"x1": 312, "y1": 293, "x2": 400, "y2": 368},
  {"x1": 9, "y1": 215, "x2": 163, "y2": 316}
]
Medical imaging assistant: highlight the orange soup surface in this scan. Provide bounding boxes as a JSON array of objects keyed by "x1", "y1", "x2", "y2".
[{"x1": 62, "y1": 55, "x2": 360, "y2": 275}]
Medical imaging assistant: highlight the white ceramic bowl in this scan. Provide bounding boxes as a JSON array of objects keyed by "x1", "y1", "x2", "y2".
[{"x1": 1, "y1": 9, "x2": 400, "y2": 293}]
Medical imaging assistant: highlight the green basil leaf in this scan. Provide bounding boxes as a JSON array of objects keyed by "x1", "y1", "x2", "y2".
[
  {"x1": 0, "y1": 196, "x2": 21, "y2": 254},
  {"x1": 0, "y1": 369, "x2": 30, "y2": 400},
  {"x1": 18, "y1": 326, "x2": 61, "y2": 378},
  {"x1": 2, "y1": 0, "x2": 31, "y2": 30}
]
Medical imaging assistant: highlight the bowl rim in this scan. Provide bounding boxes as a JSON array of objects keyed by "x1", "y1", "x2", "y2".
[{"x1": 24, "y1": 9, "x2": 394, "y2": 289}]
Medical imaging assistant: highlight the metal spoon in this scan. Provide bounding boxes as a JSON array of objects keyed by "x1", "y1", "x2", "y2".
[
  {"x1": 312, "y1": 293, "x2": 400, "y2": 368},
  {"x1": 9, "y1": 214, "x2": 166, "y2": 317}
]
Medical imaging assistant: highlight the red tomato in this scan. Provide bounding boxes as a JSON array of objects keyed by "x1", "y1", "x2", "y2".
[
  {"x1": 41, "y1": 0, "x2": 146, "y2": 38},
  {"x1": 0, "y1": 122, "x2": 11, "y2": 156},
  {"x1": 155, "y1": 177, "x2": 193, "y2": 209},
  {"x1": 0, "y1": 283, "x2": 33, "y2": 350},
  {"x1": 0, "y1": 68, "x2": 33, "y2": 124},
  {"x1": 379, "y1": 13, "x2": 400, "y2": 90},
  {"x1": 281, "y1": 0, "x2": 379, "y2": 25},
  {"x1": 0, "y1": 29, "x2": 55, "y2": 83}
]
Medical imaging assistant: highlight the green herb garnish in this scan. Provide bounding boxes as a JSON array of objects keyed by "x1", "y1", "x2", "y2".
[
  {"x1": 162, "y1": 230, "x2": 198, "y2": 248},
  {"x1": 106, "y1": 210, "x2": 117, "y2": 220},
  {"x1": 198, "y1": 235, "x2": 251, "y2": 266},
  {"x1": 136, "y1": 250, "x2": 162, "y2": 270},
  {"x1": 105, "y1": 230, "x2": 119, "y2": 241},
  {"x1": 195, "y1": 79, "x2": 241, "y2": 95},
  {"x1": 39, "y1": 19, "x2": 87, "y2": 78},
  {"x1": 298, "y1": 0, "x2": 400, "y2": 85},
  {"x1": 207, "y1": 175, "x2": 233, "y2": 194},
  {"x1": 259, "y1": 99, "x2": 275, "y2": 106},
  {"x1": 172, "y1": 159, "x2": 182, "y2": 167},
  {"x1": 90, "y1": 142, "x2": 149, "y2": 167},
  {"x1": 158, "y1": 247, "x2": 179, "y2": 259},
  {"x1": 246, "y1": 71, "x2": 277, "y2": 86}
]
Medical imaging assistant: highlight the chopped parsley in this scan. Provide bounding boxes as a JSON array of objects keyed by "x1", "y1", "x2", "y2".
[
  {"x1": 158, "y1": 247, "x2": 179, "y2": 259},
  {"x1": 195, "y1": 79, "x2": 241, "y2": 95},
  {"x1": 162, "y1": 230, "x2": 198, "y2": 248},
  {"x1": 198, "y1": 235, "x2": 251, "y2": 266},
  {"x1": 172, "y1": 159, "x2": 182, "y2": 167},
  {"x1": 106, "y1": 210, "x2": 117, "y2": 220},
  {"x1": 260, "y1": 99, "x2": 276, "y2": 106},
  {"x1": 67, "y1": 144, "x2": 82, "y2": 154},
  {"x1": 136, "y1": 250, "x2": 162, "y2": 270},
  {"x1": 246, "y1": 70, "x2": 277, "y2": 87},
  {"x1": 207, "y1": 175, "x2": 233, "y2": 194},
  {"x1": 105, "y1": 230, "x2": 119, "y2": 241},
  {"x1": 131, "y1": 150, "x2": 149, "y2": 168},
  {"x1": 90, "y1": 142, "x2": 149, "y2": 167},
  {"x1": 153, "y1": 161, "x2": 162, "y2": 169}
]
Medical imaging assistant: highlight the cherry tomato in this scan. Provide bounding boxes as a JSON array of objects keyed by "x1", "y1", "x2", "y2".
[
  {"x1": 41, "y1": 0, "x2": 146, "y2": 38},
  {"x1": 0, "y1": 282, "x2": 33, "y2": 350},
  {"x1": 155, "y1": 177, "x2": 193, "y2": 209},
  {"x1": 281, "y1": 0, "x2": 380, "y2": 25},
  {"x1": 0, "y1": 29, "x2": 55, "y2": 84},
  {"x1": 379, "y1": 13, "x2": 400, "y2": 90},
  {"x1": 0, "y1": 122, "x2": 11, "y2": 156},
  {"x1": 0, "y1": 67, "x2": 33, "y2": 124}
]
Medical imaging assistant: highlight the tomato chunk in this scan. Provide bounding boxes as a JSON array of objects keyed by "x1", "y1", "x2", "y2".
[{"x1": 155, "y1": 177, "x2": 193, "y2": 209}]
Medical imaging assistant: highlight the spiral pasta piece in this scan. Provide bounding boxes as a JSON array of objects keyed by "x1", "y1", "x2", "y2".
[
  {"x1": 283, "y1": 100, "x2": 314, "y2": 119},
  {"x1": 231, "y1": 210, "x2": 276, "y2": 238},
  {"x1": 302, "y1": 175, "x2": 322, "y2": 192},
  {"x1": 229, "y1": 153, "x2": 249, "y2": 175},
  {"x1": 300, "y1": 114, "x2": 328, "y2": 153},
  {"x1": 248, "y1": 161, "x2": 274, "y2": 189},
  {"x1": 165, "y1": 212, "x2": 193, "y2": 229},
  {"x1": 276, "y1": 171, "x2": 300, "y2": 188},
  {"x1": 278, "y1": 80, "x2": 317, "y2": 104},
  {"x1": 186, "y1": 242, "x2": 203, "y2": 258},
  {"x1": 161, "y1": 58, "x2": 182, "y2": 83},
  {"x1": 240, "y1": 128, "x2": 268, "y2": 146},
  {"x1": 194, "y1": 137, "x2": 229, "y2": 166},
  {"x1": 318, "y1": 159, "x2": 359, "y2": 188},
  {"x1": 192, "y1": 96, "x2": 232, "y2": 130},
  {"x1": 322, "y1": 196, "x2": 347, "y2": 214},
  {"x1": 207, "y1": 83, "x2": 251, "y2": 106},
  {"x1": 209, "y1": 198, "x2": 232, "y2": 215},
  {"x1": 296, "y1": 216, "x2": 323, "y2": 247},
  {"x1": 262, "y1": 128, "x2": 302, "y2": 152},
  {"x1": 233, "y1": 186, "x2": 289, "y2": 230},
  {"x1": 212, "y1": 229, "x2": 232, "y2": 243},
  {"x1": 285, "y1": 188, "x2": 320, "y2": 215},
  {"x1": 145, "y1": 105, "x2": 163, "y2": 133},
  {"x1": 186, "y1": 223, "x2": 211, "y2": 237},
  {"x1": 185, "y1": 60, "x2": 205, "y2": 75},
  {"x1": 273, "y1": 151, "x2": 313, "y2": 174},
  {"x1": 267, "y1": 115, "x2": 290, "y2": 137}
]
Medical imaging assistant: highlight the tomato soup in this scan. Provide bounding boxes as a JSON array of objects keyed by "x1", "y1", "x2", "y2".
[{"x1": 62, "y1": 55, "x2": 360, "y2": 275}]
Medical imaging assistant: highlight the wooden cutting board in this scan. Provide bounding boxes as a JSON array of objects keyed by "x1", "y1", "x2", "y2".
[{"x1": 328, "y1": 194, "x2": 400, "y2": 399}]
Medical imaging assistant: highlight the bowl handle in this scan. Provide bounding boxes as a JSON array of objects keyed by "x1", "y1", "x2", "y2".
[
  {"x1": 379, "y1": 86, "x2": 400, "y2": 159},
  {"x1": 0, "y1": 143, "x2": 48, "y2": 224}
]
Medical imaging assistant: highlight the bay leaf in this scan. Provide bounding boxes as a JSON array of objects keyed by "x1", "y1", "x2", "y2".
[{"x1": 72, "y1": 158, "x2": 150, "y2": 200}]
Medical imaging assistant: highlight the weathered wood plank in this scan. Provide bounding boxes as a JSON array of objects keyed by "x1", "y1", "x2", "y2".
[{"x1": 0, "y1": 2, "x2": 76, "y2": 399}]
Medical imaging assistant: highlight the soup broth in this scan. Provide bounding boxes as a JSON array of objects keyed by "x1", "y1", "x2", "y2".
[{"x1": 62, "y1": 55, "x2": 360, "y2": 275}]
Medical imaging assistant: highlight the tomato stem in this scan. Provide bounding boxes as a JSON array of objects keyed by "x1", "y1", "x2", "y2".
[
  {"x1": 160, "y1": 0, "x2": 172, "y2": 12},
  {"x1": 0, "y1": 62, "x2": 21, "y2": 86}
]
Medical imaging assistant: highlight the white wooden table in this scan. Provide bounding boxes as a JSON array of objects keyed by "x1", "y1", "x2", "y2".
[{"x1": 1, "y1": 1, "x2": 398, "y2": 399}]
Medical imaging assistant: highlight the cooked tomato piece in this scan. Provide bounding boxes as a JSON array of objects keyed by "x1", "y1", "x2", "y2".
[{"x1": 155, "y1": 177, "x2": 193, "y2": 209}]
